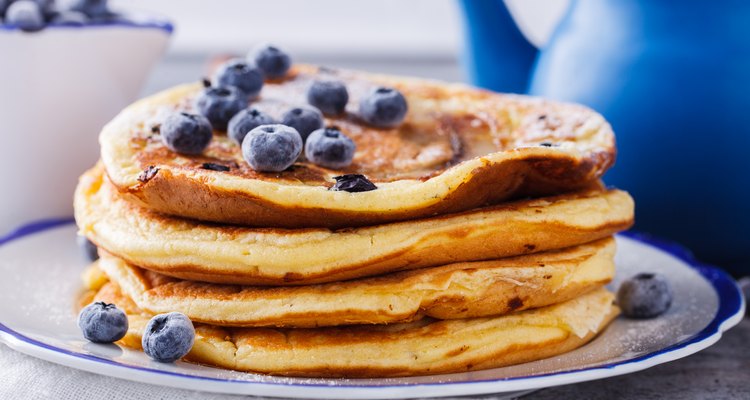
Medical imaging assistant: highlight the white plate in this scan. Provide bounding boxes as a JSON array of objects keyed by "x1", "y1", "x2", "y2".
[{"x1": 0, "y1": 220, "x2": 744, "y2": 399}]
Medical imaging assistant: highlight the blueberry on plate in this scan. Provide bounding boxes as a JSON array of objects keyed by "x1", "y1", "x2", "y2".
[
  {"x1": 78, "y1": 302, "x2": 128, "y2": 343},
  {"x1": 305, "y1": 127, "x2": 356, "y2": 169},
  {"x1": 77, "y1": 235, "x2": 99, "y2": 262},
  {"x1": 212, "y1": 59, "x2": 264, "y2": 99},
  {"x1": 242, "y1": 124, "x2": 302, "y2": 172},
  {"x1": 617, "y1": 272, "x2": 673, "y2": 318},
  {"x1": 251, "y1": 44, "x2": 291, "y2": 79},
  {"x1": 142, "y1": 312, "x2": 195, "y2": 363},
  {"x1": 194, "y1": 85, "x2": 247, "y2": 131},
  {"x1": 160, "y1": 112, "x2": 213, "y2": 155},
  {"x1": 359, "y1": 87, "x2": 408, "y2": 128},
  {"x1": 281, "y1": 106, "x2": 324, "y2": 142},
  {"x1": 228, "y1": 107, "x2": 276, "y2": 144},
  {"x1": 68, "y1": 0, "x2": 109, "y2": 18},
  {"x1": 307, "y1": 80, "x2": 349, "y2": 116},
  {"x1": 5, "y1": 0, "x2": 45, "y2": 32}
]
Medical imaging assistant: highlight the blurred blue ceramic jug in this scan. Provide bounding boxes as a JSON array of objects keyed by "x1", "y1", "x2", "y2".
[{"x1": 459, "y1": 0, "x2": 750, "y2": 273}]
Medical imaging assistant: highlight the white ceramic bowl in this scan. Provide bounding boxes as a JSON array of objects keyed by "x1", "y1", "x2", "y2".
[{"x1": 0, "y1": 18, "x2": 172, "y2": 234}]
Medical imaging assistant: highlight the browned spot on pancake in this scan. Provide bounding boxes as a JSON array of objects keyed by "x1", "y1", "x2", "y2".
[
  {"x1": 446, "y1": 226, "x2": 473, "y2": 239},
  {"x1": 446, "y1": 345, "x2": 470, "y2": 357},
  {"x1": 137, "y1": 166, "x2": 159, "y2": 183},
  {"x1": 508, "y1": 297, "x2": 524, "y2": 311},
  {"x1": 524, "y1": 244, "x2": 536, "y2": 251},
  {"x1": 283, "y1": 272, "x2": 306, "y2": 283},
  {"x1": 544, "y1": 275, "x2": 553, "y2": 280}
]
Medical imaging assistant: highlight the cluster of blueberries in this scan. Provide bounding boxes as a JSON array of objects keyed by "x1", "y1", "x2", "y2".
[
  {"x1": 79, "y1": 302, "x2": 194, "y2": 363},
  {"x1": 160, "y1": 44, "x2": 408, "y2": 174},
  {"x1": 77, "y1": 239, "x2": 194, "y2": 363},
  {"x1": 0, "y1": 0, "x2": 119, "y2": 31}
]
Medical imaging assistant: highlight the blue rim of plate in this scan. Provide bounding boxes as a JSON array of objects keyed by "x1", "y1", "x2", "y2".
[{"x1": 0, "y1": 219, "x2": 745, "y2": 391}]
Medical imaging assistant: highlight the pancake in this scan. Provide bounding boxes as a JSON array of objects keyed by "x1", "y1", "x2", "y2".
[
  {"x1": 76, "y1": 165, "x2": 634, "y2": 285},
  {"x1": 100, "y1": 64, "x2": 616, "y2": 229},
  {"x1": 93, "y1": 282, "x2": 618, "y2": 378},
  {"x1": 95, "y1": 237, "x2": 615, "y2": 328}
]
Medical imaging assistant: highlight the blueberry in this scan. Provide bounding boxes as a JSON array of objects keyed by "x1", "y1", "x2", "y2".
[
  {"x1": 212, "y1": 59, "x2": 264, "y2": 99},
  {"x1": 68, "y1": 0, "x2": 108, "y2": 18},
  {"x1": 242, "y1": 124, "x2": 302, "y2": 172},
  {"x1": 50, "y1": 10, "x2": 88, "y2": 26},
  {"x1": 5, "y1": 1, "x2": 45, "y2": 31},
  {"x1": 307, "y1": 80, "x2": 349, "y2": 116},
  {"x1": 142, "y1": 312, "x2": 195, "y2": 363},
  {"x1": 281, "y1": 106, "x2": 324, "y2": 142},
  {"x1": 160, "y1": 112, "x2": 213, "y2": 155},
  {"x1": 251, "y1": 44, "x2": 291, "y2": 79},
  {"x1": 194, "y1": 85, "x2": 247, "y2": 131},
  {"x1": 29, "y1": 0, "x2": 54, "y2": 16},
  {"x1": 305, "y1": 127, "x2": 356, "y2": 169},
  {"x1": 331, "y1": 174, "x2": 377, "y2": 192},
  {"x1": 227, "y1": 107, "x2": 276, "y2": 144},
  {"x1": 359, "y1": 87, "x2": 408, "y2": 128},
  {"x1": 77, "y1": 235, "x2": 99, "y2": 262},
  {"x1": 0, "y1": 0, "x2": 11, "y2": 16},
  {"x1": 78, "y1": 302, "x2": 128, "y2": 343},
  {"x1": 617, "y1": 272, "x2": 673, "y2": 318}
]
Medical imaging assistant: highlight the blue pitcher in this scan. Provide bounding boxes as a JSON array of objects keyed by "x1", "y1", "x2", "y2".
[{"x1": 458, "y1": 0, "x2": 750, "y2": 273}]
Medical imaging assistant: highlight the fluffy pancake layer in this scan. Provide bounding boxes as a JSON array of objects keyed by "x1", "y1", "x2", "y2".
[
  {"x1": 75, "y1": 166, "x2": 633, "y2": 285},
  {"x1": 93, "y1": 281, "x2": 618, "y2": 378},
  {"x1": 95, "y1": 237, "x2": 615, "y2": 328},
  {"x1": 100, "y1": 65, "x2": 616, "y2": 228}
]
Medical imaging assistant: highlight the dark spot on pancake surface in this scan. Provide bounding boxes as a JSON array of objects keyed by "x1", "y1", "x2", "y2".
[
  {"x1": 446, "y1": 345, "x2": 470, "y2": 357},
  {"x1": 137, "y1": 166, "x2": 160, "y2": 183},
  {"x1": 282, "y1": 272, "x2": 304, "y2": 282},
  {"x1": 330, "y1": 174, "x2": 377, "y2": 192},
  {"x1": 201, "y1": 162, "x2": 231, "y2": 172},
  {"x1": 508, "y1": 297, "x2": 523, "y2": 311},
  {"x1": 524, "y1": 244, "x2": 536, "y2": 251}
]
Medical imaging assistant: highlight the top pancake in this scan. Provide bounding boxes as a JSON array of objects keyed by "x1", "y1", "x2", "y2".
[{"x1": 100, "y1": 64, "x2": 616, "y2": 228}]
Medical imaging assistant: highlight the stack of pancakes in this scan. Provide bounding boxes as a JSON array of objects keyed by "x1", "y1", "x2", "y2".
[{"x1": 74, "y1": 65, "x2": 634, "y2": 378}]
